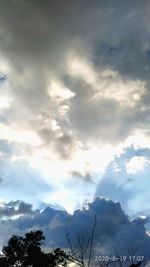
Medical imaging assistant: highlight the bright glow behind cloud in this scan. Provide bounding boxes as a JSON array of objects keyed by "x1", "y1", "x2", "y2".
[
  {"x1": 0, "y1": 124, "x2": 42, "y2": 146},
  {"x1": 126, "y1": 156, "x2": 150, "y2": 174},
  {"x1": 0, "y1": 0, "x2": 150, "y2": 214},
  {"x1": 0, "y1": 55, "x2": 149, "y2": 212}
]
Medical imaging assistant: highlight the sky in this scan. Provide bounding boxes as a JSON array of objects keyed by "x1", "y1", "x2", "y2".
[{"x1": 1, "y1": 0, "x2": 150, "y2": 262}]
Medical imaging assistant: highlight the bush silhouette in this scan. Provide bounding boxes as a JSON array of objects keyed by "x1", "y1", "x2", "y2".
[
  {"x1": 0, "y1": 230, "x2": 68, "y2": 267},
  {"x1": 0, "y1": 228, "x2": 144, "y2": 267}
]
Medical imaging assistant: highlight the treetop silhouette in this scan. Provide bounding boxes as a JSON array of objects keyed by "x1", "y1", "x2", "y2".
[{"x1": 0, "y1": 230, "x2": 68, "y2": 267}]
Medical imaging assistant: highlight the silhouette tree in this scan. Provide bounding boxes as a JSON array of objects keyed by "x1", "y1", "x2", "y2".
[
  {"x1": 0, "y1": 230, "x2": 69, "y2": 267},
  {"x1": 0, "y1": 228, "x2": 145, "y2": 267}
]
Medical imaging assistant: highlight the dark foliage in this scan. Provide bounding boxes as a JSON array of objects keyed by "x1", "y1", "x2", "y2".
[
  {"x1": 0, "y1": 228, "x2": 144, "y2": 267},
  {"x1": 0, "y1": 230, "x2": 69, "y2": 267}
]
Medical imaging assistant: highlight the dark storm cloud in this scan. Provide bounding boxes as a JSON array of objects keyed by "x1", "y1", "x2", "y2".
[
  {"x1": 63, "y1": 74, "x2": 145, "y2": 143},
  {"x1": 0, "y1": 0, "x2": 150, "y2": 151},
  {"x1": 0, "y1": 0, "x2": 95, "y2": 73},
  {"x1": 1, "y1": 198, "x2": 150, "y2": 262},
  {"x1": 0, "y1": 200, "x2": 37, "y2": 219}
]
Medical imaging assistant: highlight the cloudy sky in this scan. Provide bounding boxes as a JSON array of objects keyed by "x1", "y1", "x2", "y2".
[{"x1": 1, "y1": 0, "x2": 150, "y2": 261}]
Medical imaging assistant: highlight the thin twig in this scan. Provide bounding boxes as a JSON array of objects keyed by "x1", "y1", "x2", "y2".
[{"x1": 87, "y1": 215, "x2": 97, "y2": 267}]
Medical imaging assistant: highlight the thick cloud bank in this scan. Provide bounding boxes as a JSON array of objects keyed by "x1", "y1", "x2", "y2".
[{"x1": 0, "y1": 198, "x2": 150, "y2": 263}]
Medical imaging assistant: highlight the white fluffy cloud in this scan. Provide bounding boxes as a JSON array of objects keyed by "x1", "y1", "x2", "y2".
[
  {"x1": 126, "y1": 156, "x2": 150, "y2": 174},
  {"x1": 96, "y1": 146, "x2": 150, "y2": 217}
]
